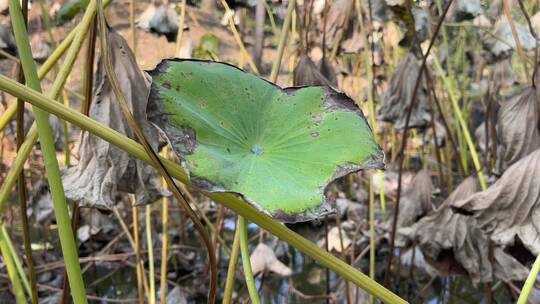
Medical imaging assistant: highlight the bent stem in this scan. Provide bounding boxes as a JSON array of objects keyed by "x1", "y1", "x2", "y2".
[
  {"x1": 8, "y1": 0, "x2": 88, "y2": 302},
  {"x1": 0, "y1": 74, "x2": 407, "y2": 304},
  {"x1": 239, "y1": 217, "x2": 260, "y2": 304}
]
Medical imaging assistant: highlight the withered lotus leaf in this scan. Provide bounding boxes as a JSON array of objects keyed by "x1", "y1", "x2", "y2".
[
  {"x1": 62, "y1": 29, "x2": 167, "y2": 208},
  {"x1": 379, "y1": 52, "x2": 431, "y2": 129},
  {"x1": 400, "y1": 177, "x2": 530, "y2": 283},
  {"x1": 496, "y1": 87, "x2": 540, "y2": 173},
  {"x1": 453, "y1": 148, "x2": 540, "y2": 256}
]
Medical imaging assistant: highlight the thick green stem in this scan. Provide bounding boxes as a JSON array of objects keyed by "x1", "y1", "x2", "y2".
[
  {"x1": 0, "y1": 74, "x2": 406, "y2": 304},
  {"x1": 239, "y1": 217, "x2": 260, "y2": 304},
  {"x1": 8, "y1": 0, "x2": 88, "y2": 302}
]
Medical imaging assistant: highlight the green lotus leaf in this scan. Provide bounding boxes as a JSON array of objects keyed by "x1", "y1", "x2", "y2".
[{"x1": 146, "y1": 59, "x2": 384, "y2": 222}]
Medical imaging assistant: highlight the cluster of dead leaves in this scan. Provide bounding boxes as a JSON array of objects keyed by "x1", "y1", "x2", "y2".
[{"x1": 396, "y1": 71, "x2": 540, "y2": 284}]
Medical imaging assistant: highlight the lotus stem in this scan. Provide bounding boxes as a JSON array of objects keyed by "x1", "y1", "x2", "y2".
[
  {"x1": 61, "y1": 87, "x2": 71, "y2": 165},
  {"x1": 218, "y1": 0, "x2": 260, "y2": 75},
  {"x1": 0, "y1": 103, "x2": 16, "y2": 132},
  {"x1": 261, "y1": 0, "x2": 277, "y2": 37},
  {"x1": 2, "y1": 225, "x2": 31, "y2": 297},
  {"x1": 0, "y1": 73, "x2": 407, "y2": 304},
  {"x1": 0, "y1": 49, "x2": 19, "y2": 62},
  {"x1": 159, "y1": 195, "x2": 169, "y2": 304},
  {"x1": 13, "y1": 1, "x2": 37, "y2": 301},
  {"x1": 132, "y1": 196, "x2": 146, "y2": 304},
  {"x1": 432, "y1": 57, "x2": 487, "y2": 190},
  {"x1": 8, "y1": 0, "x2": 88, "y2": 302},
  {"x1": 239, "y1": 217, "x2": 260, "y2": 304},
  {"x1": 81, "y1": 16, "x2": 97, "y2": 116},
  {"x1": 0, "y1": 226, "x2": 27, "y2": 304},
  {"x1": 130, "y1": 0, "x2": 136, "y2": 56},
  {"x1": 146, "y1": 204, "x2": 156, "y2": 304},
  {"x1": 502, "y1": 0, "x2": 529, "y2": 83},
  {"x1": 356, "y1": 0, "x2": 386, "y2": 219},
  {"x1": 223, "y1": 221, "x2": 241, "y2": 304},
  {"x1": 37, "y1": 0, "x2": 57, "y2": 50},
  {"x1": 174, "y1": 0, "x2": 187, "y2": 57},
  {"x1": 368, "y1": 172, "x2": 375, "y2": 304},
  {"x1": 517, "y1": 253, "x2": 540, "y2": 304},
  {"x1": 269, "y1": 0, "x2": 295, "y2": 82},
  {"x1": 385, "y1": 0, "x2": 456, "y2": 285},
  {"x1": 159, "y1": 148, "x2": 170, "y2": 304}
]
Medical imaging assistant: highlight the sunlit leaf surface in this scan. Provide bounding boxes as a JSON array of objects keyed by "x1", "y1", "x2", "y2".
[{"x1": 147, "y1": 59, "x2": 383, "y2": 222}]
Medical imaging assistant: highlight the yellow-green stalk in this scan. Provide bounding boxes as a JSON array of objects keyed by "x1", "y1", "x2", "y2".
[
  {"x1": 8, "y1": 0, "x2": 88, "y2": 302},
  {"x1": 239, "y1": 217, "x2": 260, "y2": 304},
  {"x1": 432, "y1": 57, "x2": 487, "y2": 190},
  {"x1": 223, "y1": 223, "x2": 241, "y2": 304},
  {"x1": 0, "y1": 226, "x2": 27, "y2": 304}
]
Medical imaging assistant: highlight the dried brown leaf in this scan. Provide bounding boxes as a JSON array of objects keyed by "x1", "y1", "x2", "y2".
[
  {"x1": 62, "y1": 28, "x2": 167, "y2": 208},
  {"x1": 452, "y1": 148, "x2": 540, "y2": 256},
  {"x1": 452, "y1": 0, "x2": 483, "y2": 21},
  {"x1": 400, "y1": 177, "x2": 530, "y2": 283},
  {"x1": 0, "y1": 0, "x2": 7, "y2": 14},
  {"x1": 317, "y1": 226, "x2": 351, "y2": 253},
  {"x1": 0, "y1": 22, "x2": 16, "y2": 55},
  {"x1": 396, "y1": 170, "x2": 433, "y2": 230},
  {"x1": 317, "y1": 57, "x2": 338, "y2": 88},
  {"x1": 496, "y1": 88, "x2": 540, "y2": 173},
  {"x1": 491, "y1": 58, "x2": 517, "y2": 90},
  {"x1": 166, "y1": 286, "x2": 188, "y2": 304},
  {"x1": 250, "y1": 243, "x2": 292, "y2": 277},
  {"x1": 483, "y1": 17, "x2": 536, "y2": 61},
  {"x1": 379, "y1": 52, "x2": 431, "y2": 129},
  {"x1": 293, "y1": 55, "x2": 335, "y2": 87},
  {"x1": 30, "y1": 34, "x2": 52, "y2": 63},
  {"x1": 320, "y1": 0, "x2": 354, "y2": 50}
]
